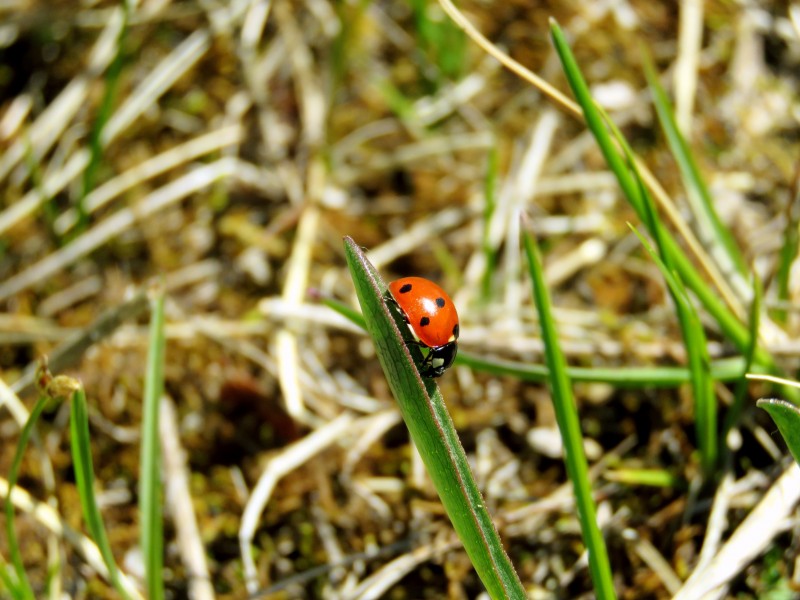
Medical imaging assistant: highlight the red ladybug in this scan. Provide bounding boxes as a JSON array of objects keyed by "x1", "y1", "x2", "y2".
[{"x1": 386, "y1": 277, "x2": 459, "y2": 378}]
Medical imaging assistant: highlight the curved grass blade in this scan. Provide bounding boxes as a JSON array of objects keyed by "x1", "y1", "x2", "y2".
[
  {"x1": 322, "y1": 296, "x2": 754, "y2": 386},
  {"x1": 456, "y1": 353, "x2": 750, "y2": 387},
  {"x1": 629, "y1": 223, "x2": 717, "y2": 475},
  {"x1": 548, "y1": 20, "x2": 771, "y2": 372},
  {"x1": 610, "y1": 122, "x2": 717, "y2": 476},
  {"x1": 70, "y1": 385, "x2": 133, "y2": 599},
  {"x1": 724, "y1": 274, "x2": 762, "y2": 442},
  {"x1": 522, "y1": 224, "x2": 616, "y2": 600},
  {"x1": 549, "y1": 18, "x2": 800, "y2": 403},
  {"x1": 74, "y1": 1, "x2": 131, "y2": 236},
  {"x1": 604, "y1": 467, "x2": 682, "y2": 489},
  {"x1": 140, "y1": 290, "x2": 166, "y2": 600},
  {"x1": 481, "y1": 145, "x2": 499, "y2": 303},
  {"x1": 644, "y1": 56, "x2": 748, "y2": 280},
  {"x1": 757, "y1": 398, "x2": 800, "y2": 467},
  {"x1": 321, "y1": 298, "x2": 759, "y2": 388},
  {"x1": 774, "y1": 169, "x2": 800, "y2": 324},
  {"x1": 0, "y1": 554, "x2": 19, "y2": 596},
  {"x1": 343, "y1": 237, "x2": 526, "y2": 600},
  {"x1": 4, "y1": 397, "x2": 48, "y2": 600}
]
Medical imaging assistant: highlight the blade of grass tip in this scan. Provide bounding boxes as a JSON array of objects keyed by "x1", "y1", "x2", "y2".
[
  {"x1": 547, "y1": 19, "x2": 773, "y2": 375},
  {"x1": 644, "y1": 54, "x2": 748, "y2": 280},
  {"x1": 521, "y1": 222, "x2": 616, "y2": 600},
  {"x1": 757, "y1": 398, "x2": 800, "y2": 467},
  {"x1": 343, "y1": 237, "x2": 526, "y2": 600},
  {"x1": 5, "y1": 396, "x2": 49, "y2": 600},
  {"x1": 70, "y1": 385, "x2": 132, "y2": 599},
  {"x1": 724, "y1": 273, "x2": 762, "y2": 443},
  {"x1": 610, "y1": 119, "x2": 717, "y2": 476},
  {"x1": 140, "y1": 290, "x2": 166, "y2": 600}
]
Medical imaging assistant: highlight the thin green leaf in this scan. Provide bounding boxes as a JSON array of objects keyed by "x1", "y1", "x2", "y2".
[
  {"x1": 74, "y1": 0, "x2": 130, "y2": 236},
  {"x1": 522, "y1": 225, "x2": 616, "y2": 600},
  {"x1": 604, "y1": 468, "x2": 682, "y2": 489},
  {"x1": 724, "y1": 274, "x2": 762, "y2": 441},
  {"x1": 70, "y1": 387, "x2": 132, "y2": 599},
  {"x1": 140, "y1": 291, "x2": 166, "y2": 600},
  {"x1": 321, "y1": 296, "x2": 366, "y2": 328},
  {"x1": 547, "y1": 20, "x2": 776, "y2": 376},
  {"x1": 0, "y1": 554, "x2": 20, "y2": 597},
  {"x1": 344, "y1": 236, "x2": 525, "y2": 600},
  {"x1": 644, "y1": 55, "x2": 748, "y2": 279},
  {"x1": 774, "y1": 175, "x2": 800, "y2": 324},
  {"x1": 322, "y1": 295, "x2": 760, "y2": 386},
  {"x1": 609, "y1": 119, "x2": 717, "y2": 476},
  {"x1": 628, "y1": 224, "x2": 717, "y2": 475},
  {"x1": 409, "y1": 0, "x2": 465, "y2": 84},
  {"x1": 481, "y1": 144, "x2": 499, "y2": 304},
  {"x1": 758, "y1": 398, "x2": 800, "y2": 467},
  {"x1": 5, "y1": 397, "x2": 47, "y2": 600},
  {"x1": 457, "y1": 351, "x2": 748, "y2": 387}
]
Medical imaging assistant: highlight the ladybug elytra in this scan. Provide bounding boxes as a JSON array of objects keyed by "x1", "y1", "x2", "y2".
[{"x1": 386, "y1": 277, "x2": 459, "y2": 378}]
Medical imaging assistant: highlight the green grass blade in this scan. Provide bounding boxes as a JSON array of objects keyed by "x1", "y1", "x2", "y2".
[
  {"x1": 70, "y1": 386, "x2": 132, "y2": 599},
  {"x1": 628, "y1": 224, "x2": 717, "y2": 475},
  {"x1": 343, "y1": 237, "x2": 526, "y2": 600},
  {"x1": 74, "y1": 0, "x2": 130, "y2": 236},
  {"x1": 481, "y1": 144, "x2": 499, "y2": 304},
  {"x1": 522, "y1": 224, "x2": 616, "y2": 600},
  {"x1": 549, "y1": 18, "x2": 800, "y2": 403},
  {"x1": 724, "y1": 274, "x2": 762, "y2": 441},
  {"x1": 410, "y1": 0, "x2": 465, "y2": 84},
  {"x1": 456, "y1": 353, "x2": 750, "y2": 387},
  {"x1": 757, "y1": 398, "x2": 800, "y2": 467},
  {"x1": 0, "y1": 554, "x2": 21, "y2": 597},
  {"x1": 604, "y1": 468, "x2": 682, "y2": 489},
  {"x1": 322, "y1": 295, "x2": 760, "y2": 386},
  {"x1": 610, "y1": 121, "x2": 717, "y2": 476},
  {"x1": 5, "y1": 397, "x2": 48, "y2": 600},
  {"x1": 548, "y1": 21, "x2": 759, "y2": 365},
  {"x1": 644, "y1": 57, "x2": 748, "y2": 279},
  {"x1": 140, "y1": 291, "x2": 166, "y2": 600},
  {"x1": 774, "y1": 181, "x2": 800, "y2": 324}
]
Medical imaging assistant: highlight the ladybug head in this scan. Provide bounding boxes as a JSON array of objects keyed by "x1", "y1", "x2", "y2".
[{"x1": 420, "y1": 342, "x2": 458, "y2": 378}]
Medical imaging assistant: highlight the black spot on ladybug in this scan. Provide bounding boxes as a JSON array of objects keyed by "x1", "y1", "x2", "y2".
[
  {"x1": 452, "y1": 324, "x2": 459, "y2": 338},
  {"x1": 420, "y1": 316, "x2": 430, "y2": 327},
  {"x1": 399, "y1": 284, "x2": 412, "y2": 294},
  {"x1": 435, "y1": 297, "x2": 445, "y2": 308}
]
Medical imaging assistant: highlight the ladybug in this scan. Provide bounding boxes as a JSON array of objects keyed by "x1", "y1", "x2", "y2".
[{"x1": 386, "y1": 277, "x2": 460, "y2": 378}]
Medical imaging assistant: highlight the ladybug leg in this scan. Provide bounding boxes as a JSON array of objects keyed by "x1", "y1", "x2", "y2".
[
  {"x1": 402, "y1": 339, "x2": 435, "y2": 375},
  {"x1": 418, "y1": 352, "x2": 438, "y2": 378}
]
